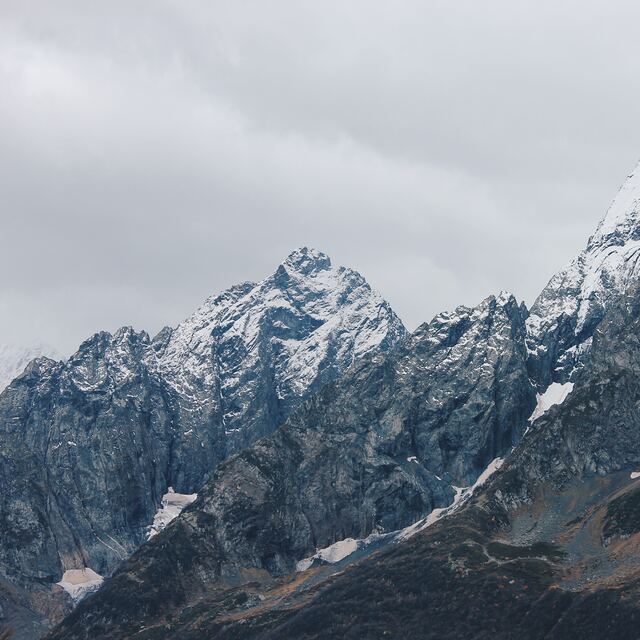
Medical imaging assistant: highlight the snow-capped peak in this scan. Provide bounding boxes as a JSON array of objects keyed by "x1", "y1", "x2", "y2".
[
  {"x1": 154, "y1": 249, "x2": 407, "y2": 445},
  {"x1": 282, "y1": 247, "x2": 332, "y2": 275},
  {"x1": 591, "y1": 160, "x2": 640, "y2": 241},
  {"x1": 527, "y1": 160, "x2": 640, "y2": 386}
]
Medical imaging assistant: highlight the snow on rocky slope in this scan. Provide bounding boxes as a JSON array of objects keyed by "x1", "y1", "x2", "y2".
[
  {"x1": 153, "y1": 246, "x2": 407, "y2": 451},
  {"x1": 527, "y1": 160, "x2": 640, "y2": 387}
]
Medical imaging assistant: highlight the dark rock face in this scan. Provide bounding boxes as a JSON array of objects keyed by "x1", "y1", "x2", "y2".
[
  {"x1": 504, "y1": 287, "x2": 640, "y2": 505},
  {"x1": 0, "y1": 330, "x2": 174, "y2": 583},
  {"x1": 0, "y1": 248, "x2": 406, "y2": 637},
  {"x1": 44, "y1": 293, "x2": 536, "y2": 640}
]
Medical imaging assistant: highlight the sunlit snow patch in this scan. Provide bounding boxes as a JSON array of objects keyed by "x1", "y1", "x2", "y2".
[
  {"x1": 147, "y1": 487, "x2": 197, "y2": 539},
  {"x1": 296, "y1": 538, "x2": 358, "y2": 572},
  {"x1": 529, "y1": 382, "x2": 574, "y2": 423},
  {"x1": 57, "y1": 568, "x2": 103, "y2": 604},
  {"x1": 295, "y1": 532, "x2": 390, "y2": 572},
  {"x1": 631, "y1": 472, "x2": 640, "y2": 479}
]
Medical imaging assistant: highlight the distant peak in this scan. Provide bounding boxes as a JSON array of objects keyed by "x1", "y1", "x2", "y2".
[
  {"x1": 592, "y1": 159, "x2": 640, "y2": 240},
  {"x1": 282, "y1": 247, "x2": 332, "y2": 275}
]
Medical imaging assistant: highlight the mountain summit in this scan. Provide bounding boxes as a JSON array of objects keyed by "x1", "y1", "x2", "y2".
[
  {"x1": 154, "y1": 246, "x2": 406, "y2": 458},
  {"x1": 528, "y1": 161, "x2": 640, "y2": 387}
]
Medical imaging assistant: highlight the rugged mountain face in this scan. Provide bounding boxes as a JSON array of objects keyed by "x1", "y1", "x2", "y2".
[
  {"x1": 53, "y1": 286, "x2": 640, "y2": 640},
  {"x1": 0, "y1": 344, "x2": 61, "y2": 393},
  {"x1": 154, "y1": 246, "x2": 407, "y2": 472},
  {"x1": 527, "y1": 160, "x2": 640, "y2": 388},
  {"x1": 45, "y1": 292, "x2": 537, "y2": 640},
  {"x1": 0, "y1": 248, "x2": 406, "y2": 639}
]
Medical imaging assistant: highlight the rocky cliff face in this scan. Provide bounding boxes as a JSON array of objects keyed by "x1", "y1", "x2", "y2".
[
  {"x1": 527, "y1": 161, "x2": 640, "y2": 388},
  {"x1": 44, "y1": 292, "x2": 536, "y2": 640},
  {"x1": 0, "y1": 248, "x2": 406, "y2": 638}
]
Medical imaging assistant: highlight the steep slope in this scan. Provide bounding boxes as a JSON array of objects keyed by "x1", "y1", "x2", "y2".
[
  {"x1": 0, "y1": 248, "x2": 405, "y2": 639},
  {"x1": 527, "y1": 160, "x2": 640, "y2": 387},
  {"x1": 46, "y1": 292, "x2": 536, "y2": 640},
  {"x1": 71, "y1": 285, "x2": 640, "y2": 640},
  {"x1": 0, "y1": 344, "x2": 61, "y2": 392}
]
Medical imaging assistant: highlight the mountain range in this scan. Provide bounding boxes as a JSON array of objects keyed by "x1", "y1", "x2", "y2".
[{"x1": 4, "y1": 164, "x2": 640, "y2": 638}]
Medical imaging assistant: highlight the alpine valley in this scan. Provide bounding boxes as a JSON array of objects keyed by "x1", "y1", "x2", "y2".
[{"x1": 5, "y1": 164, "x2": 640, "y2": 639}]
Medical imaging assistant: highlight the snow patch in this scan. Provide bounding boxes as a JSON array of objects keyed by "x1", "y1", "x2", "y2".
[
  {"x1": 296, "y1": 538, "x2": 358, "y2": 571},
  {"x1": 295, "y1": 532, "x2": 390, "y2": 572},
  {"x1": 631, "y1": 471, "x2": 640, "y2": 479},
  {"x1": 147, "y1": 488, "x2": 197, "y2": 539},
  {"x1": 57, "y1": 568, "x2": 103, "y2": 604},
  {"x1": 529, "y1": 382, "x2": 574, "y2": 423}
]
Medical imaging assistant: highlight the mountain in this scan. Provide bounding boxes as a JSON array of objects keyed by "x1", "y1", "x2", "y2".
[
  {"x1": 527, "y1": 160, "x2": 640, "y2": 387},
  {"x1": 49, "y1": 268, "x2": 640, "y2": 640},
  {"x1": 45, "y1": 292, "x2": 537, "y2": 639},
  {"x1": 44, "y1": 161, "x2": 640, "y2": 640},
  {"x1": 154, "y1": 246, "x2": 407, "y2": 465},
  {"x1": 8, "y1": 160, "x2": 640, "y2": 639},
  {"x1": 0, "y1": 248, "x2": 406, "y2": 639},
  {"x1": 187, "y1": 284, "x2": 640, "y2": 640},
  {"x1": 0, "y1": 344, "x2": 61, "y2": 393}
]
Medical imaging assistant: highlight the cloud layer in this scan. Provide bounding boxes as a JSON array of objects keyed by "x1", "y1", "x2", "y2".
[{"x1": 2, "y1": 1, "x2": 640, "y2": 353}]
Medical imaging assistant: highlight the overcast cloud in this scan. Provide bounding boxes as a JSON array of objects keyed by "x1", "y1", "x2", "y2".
[{"x1": 2, "y1": 1, "x2": 640, "y2": 354}]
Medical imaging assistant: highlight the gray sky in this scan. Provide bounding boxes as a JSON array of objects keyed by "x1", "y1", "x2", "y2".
[{"x1": 2, "y1": 1, "x2": 640, "y2": 355}]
